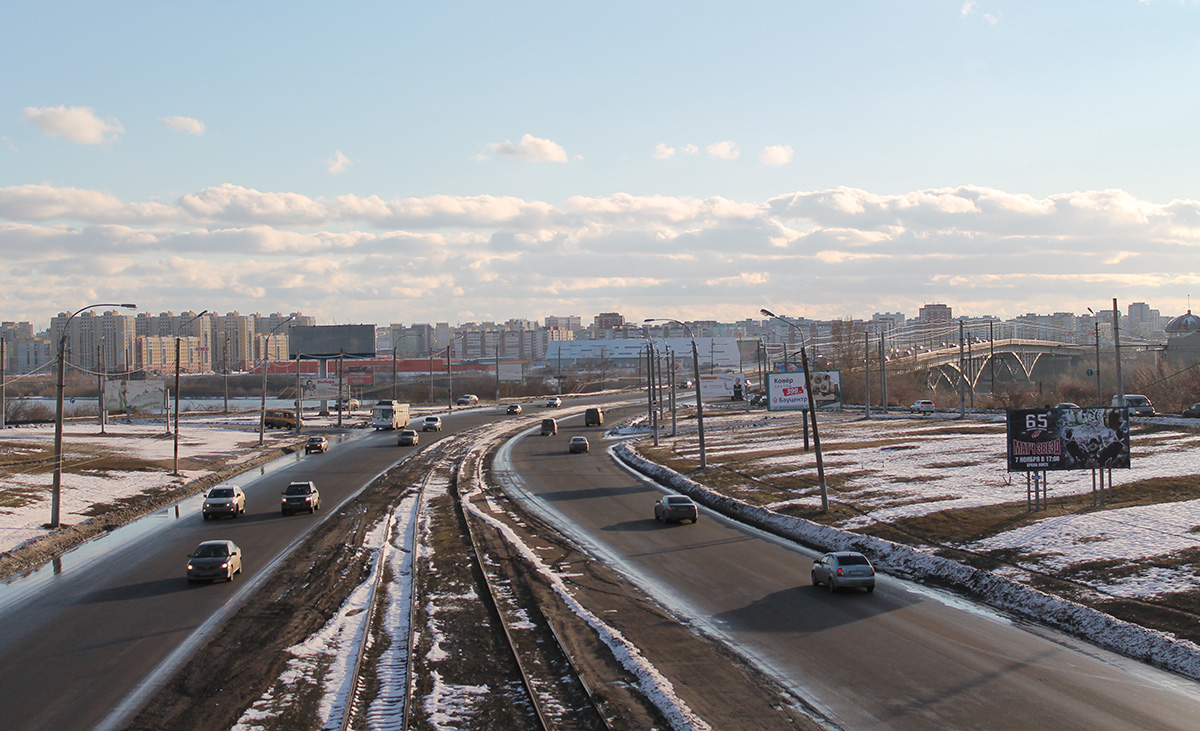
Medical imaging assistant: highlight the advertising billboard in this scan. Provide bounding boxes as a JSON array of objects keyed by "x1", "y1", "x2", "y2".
[
  {"x1": 498, "y1": 362, "x2": 524, "y2": 382},
  {"x1": 299, "y1": 378, "x2": 340, "y2": 400},
  {"x1": 1006, "y1": 407, "x2": 1130, "y2": 472},
  {"x1": 766, "y1": 371, "x2": 841, "y2": 411},
  {"x1": 104, "y1": 379, "x2": 167, "y2": 414},
  {"x1": 699, "y1": 373, "x2": 749, "y2": 401},
  {"x1": 289, "y1": 324, "x2": 376, "y2": 359}
]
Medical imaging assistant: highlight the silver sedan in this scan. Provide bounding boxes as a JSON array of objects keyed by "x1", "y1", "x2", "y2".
[{"x1": 810, "y1": 551, "x2": 876, "y2": 593}]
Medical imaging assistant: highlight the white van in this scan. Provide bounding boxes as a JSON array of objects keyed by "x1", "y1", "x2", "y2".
[{"x1": 1111, "y1": 394, "x2": 1155, "y2": 416}]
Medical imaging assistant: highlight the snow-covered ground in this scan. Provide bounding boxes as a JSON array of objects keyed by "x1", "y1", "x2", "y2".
[
  {"x1": 0, "y1": 411, "x2": 360, "y2": 555},
  {"x1": 668, "y1": 407, "x2": 1200, "y2": 601}
]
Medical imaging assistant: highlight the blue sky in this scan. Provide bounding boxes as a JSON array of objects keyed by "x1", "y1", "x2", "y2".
[{"x1": 2, "y1": 1, "x2": 1199, "y2": 329}]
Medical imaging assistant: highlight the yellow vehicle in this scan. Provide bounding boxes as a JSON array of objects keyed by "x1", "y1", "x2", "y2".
[{"x1": 264, "y1": 409, "x2": 300, "y2": 428}]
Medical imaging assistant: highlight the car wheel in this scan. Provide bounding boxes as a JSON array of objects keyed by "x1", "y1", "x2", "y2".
[
  {"x1": 866, "y1": 585, "x2": 875, "y2": 593},
  {"x1": 690, "y1": 517, "x2": 698, "y2": 524},
  {"x1": 202, "y1": 514, "x2": 208, "y2": 521},
  {"x1": 810, "y1": 571, "x2": 819, "y2": 587},
  {"x1": 828, "y1": 578, "x2": 837, "y2": 593}
]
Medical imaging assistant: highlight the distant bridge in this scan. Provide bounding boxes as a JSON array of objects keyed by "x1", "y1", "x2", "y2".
[{"x1": 881, "y1": 339, "x2": 1101, "y2": 392}]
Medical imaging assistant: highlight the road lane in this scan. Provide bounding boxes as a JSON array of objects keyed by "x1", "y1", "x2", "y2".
[
  {"x1": 499, "y1": 404, "x2": 1200, "y2": 730},
  {"x1": 0, "y1": 407, "x2": 496, "y2": 731}
]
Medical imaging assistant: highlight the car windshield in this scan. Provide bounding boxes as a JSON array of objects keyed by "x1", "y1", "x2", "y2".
[
  {"x1": 425, "y1": 417, "x2": 438, "y2": 422},
  {"x1": 307, "y1": 437, "x2": 322, "y2": 443},
  {"x1": 1128, "y1": 397, "x2": 1150, "y2": 406},
  {"x1": 666, "y1": 497, "x2": 693, "y2": 505},
  {"x1": 838, "y1": 555, "x2": 870, "y2": 566},
  {"x1": 285, "y1": 483, "x2": 310, "y2": 495},
  {"x1": 208, "y1": 488, "x2": 234, "y2": 498},
  {"x1": 193, "y1": 544, "x2": 229, "y2": 558}
]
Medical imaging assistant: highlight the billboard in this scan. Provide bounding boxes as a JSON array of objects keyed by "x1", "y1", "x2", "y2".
[
  {"x1": 766, "y1": 370, "x2": 841, "y2": 411},
  {"x1": 299, "y1": 378, "x2": 340, "y2": 400},
  {"x1": 699, "y1": 373, "x2": 749, "y2": 401},
  {"x1": 1006, "y1": 407, "x2": 1130, "y2": 472},
  {"x1": 104, "y1": 379, "x2": 167, "y2": 414},
  {"x1": 498, "y1": 362, "x2": 524, "y2": 382},
  {"x1": 345, "y1": 365, "x2": 374, "y2": 386},
  {"x1": 289, "y1": 324, "x2": 375, "y2": 359}
]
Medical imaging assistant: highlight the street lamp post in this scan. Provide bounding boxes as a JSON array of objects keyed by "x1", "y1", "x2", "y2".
[
  {"x1": 760, "y1": 308, "x2": 828, "y2": 513},
  {"x1": 51, "y1": 303, "x2": 137, "y2": 528},
  {"x1": 174, "y1": 310, "x2": 209, "y2": 476},
  {"x1": 644, "y1": 319, "x2": 705, "y2": 469},
  {"x1": 258, "y1": 316, "x2": 296, "y2": 446}
]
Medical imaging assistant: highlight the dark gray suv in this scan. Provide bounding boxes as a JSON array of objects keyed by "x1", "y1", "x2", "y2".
[{"x1": 281, "y1": 481, "x2": 321, "y2": 515}]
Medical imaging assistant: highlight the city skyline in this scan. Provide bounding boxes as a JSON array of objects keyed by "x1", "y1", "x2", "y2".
[{"x1": 3, "y1": 3, "x2": 1199, "y2": 327}]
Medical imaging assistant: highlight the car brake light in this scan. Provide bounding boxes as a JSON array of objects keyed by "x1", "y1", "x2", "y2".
[{"x1": 836, "y1": 568, "x2": 844, "y2": 576}]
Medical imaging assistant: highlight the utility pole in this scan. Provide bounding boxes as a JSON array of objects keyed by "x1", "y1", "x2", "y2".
[
  {"x1": 864, "y1": 332, "x2": 871, "y2": 418},
  {"x1": 1113, "y1": 298, "x2": 1124, "y2": 405},
  {"x1": 958, "y1": 320, "x2": 966, "y2": 417},
  {"x1": 879, "y1": 332, "x2": 888, "y2": 413},
  {"x1": 0, "y1": 338, "x2": 5, "y2": 431},
  {"x1": 223, "y1": 333, "x2": 230, "y2": 414},
  {"x1": 97, "y1": 343, "x2": 106, "y2": 433}
]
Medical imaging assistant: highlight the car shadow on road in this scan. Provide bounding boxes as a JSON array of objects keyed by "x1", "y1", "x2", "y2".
[
  {"x1": 538, "y1": 485, "x2": 655, "y2": 502},
  {"x1": 601, "y1": 519, "x2": 663, "y2": 532},
  {"x1": 73, "y1": 577, "x2": 199, "y2": 604},
  {"x1": 712, "y1": 585, "x2": 894, "y2": 634}
]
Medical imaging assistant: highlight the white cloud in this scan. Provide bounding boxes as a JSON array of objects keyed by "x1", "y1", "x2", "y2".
[
  {"x1": 327, "y1": 150, "x2": 352, "y2": 174},
  {"x1": 682, "y1": 144, "x2": 700, "y2": 155},
  {"x1": 652, "y1": 143, "x2": 676, "y2": 160},
  {"x1": 23, "y1": 106, "x2": 123, "y2": 145},
  {"x1": 961, "y1": 1, "x2": 999, "y2": 24},
  {"x1": 760, "y1": 145, "x2": 794, "y2": 166},
  {"x1": 162, "y1": 116, "x2": 205, "y2": 135},
  {"x1": 484, "y1": 133, "x2": 569, "y2": 162},
  {"x1": 2, "y1": 182, "x2": 1197, "y2": 326},
  {"x1": 706, "y1": 141, "x2": 740, "y2": 160}
]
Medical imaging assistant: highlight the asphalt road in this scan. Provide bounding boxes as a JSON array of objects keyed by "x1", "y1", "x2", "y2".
[
  {"x1": 498, "y1": 403, "x2": 1200, "y2": 730},
  {"x1": 0, "y1": 407, "x2": 498, "y2": 731}
]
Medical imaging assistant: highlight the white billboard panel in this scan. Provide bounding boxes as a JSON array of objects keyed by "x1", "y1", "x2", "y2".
[
  {"x1": 105, "y1": 379, "x2": 167, "y2": 414},
  {"x1": 767, "y1": 371, "x2": 841, "y2": 411},
  {"x1": 498, "y1": 362, "x2": 524, "y2": 382},
  {"x1": 299, "y1": 378, "x2": 340, "y2": 399},
  {"x1": 699, "y1": 373, "x2": 748, "y2": 401}
]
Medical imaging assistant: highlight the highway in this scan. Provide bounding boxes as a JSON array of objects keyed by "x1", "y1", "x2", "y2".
[
  {"x1": 0, "y1": 409, "x2": 494, "y2": 731},
  {"x1": 497, "y1": 403, "x2": 1200, "y2": 730},
  {"x1": 5, "y1": 396, "x2": 1200, "y2": 730}
]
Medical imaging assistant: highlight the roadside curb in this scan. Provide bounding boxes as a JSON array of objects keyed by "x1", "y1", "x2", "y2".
[{"x1": 613, "y1": 441, "x2": 1200, "y2": 681}]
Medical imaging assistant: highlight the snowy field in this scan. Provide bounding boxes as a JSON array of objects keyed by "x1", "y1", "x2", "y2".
[
  {"x1": 0, "y1": 411, "x2": 358, "y2": 555},
  {"x1": 671, "y1": 406, "x2": 1200, "y2": 601}
]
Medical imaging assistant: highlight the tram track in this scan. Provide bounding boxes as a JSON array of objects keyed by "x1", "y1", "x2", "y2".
[{"x1": 336, "y1": 428, "x2": 612, "y2": 730}]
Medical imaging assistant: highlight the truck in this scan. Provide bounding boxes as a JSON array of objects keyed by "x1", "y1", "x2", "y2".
[{"x1": 371, "y1": 400, "x2": 410, "y2": 430}]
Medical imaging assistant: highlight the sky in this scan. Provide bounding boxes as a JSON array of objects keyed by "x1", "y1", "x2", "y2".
[{"x1": 2, "y1": 1, "x2": 1200, "y2": 330}]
